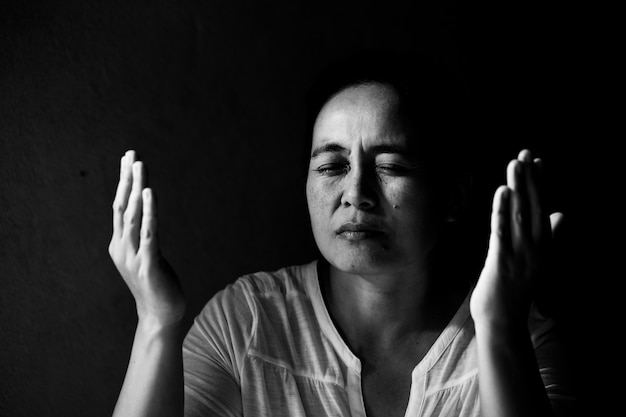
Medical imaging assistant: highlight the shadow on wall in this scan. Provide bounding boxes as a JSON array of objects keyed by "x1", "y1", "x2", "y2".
[{"x1": 0, "y1": 0, "x2": 602, "y2": 415}]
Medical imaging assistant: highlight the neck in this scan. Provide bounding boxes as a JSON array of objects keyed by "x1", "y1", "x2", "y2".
[{"x1": 320, "y1": 259, "x2": 467, "y2": 355}]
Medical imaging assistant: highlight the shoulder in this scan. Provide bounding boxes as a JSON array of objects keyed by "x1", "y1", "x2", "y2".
[
  {"x1": 218, "y1": 260, "x2": 317, "y2": 305},
  {"x1": 184, "y1": 261, "x2": 320, "y2": 364},
  {"x1": 184, "y1": 260, "x2": 317, "y2": 344},
  {"x1": 194, "y1": 261, "x2": 318, "y2": 325}
]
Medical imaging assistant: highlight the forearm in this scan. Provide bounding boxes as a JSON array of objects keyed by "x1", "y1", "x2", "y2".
[
  {"x1": 475, "y1": 320, "x2": 554, "y2": 417},
  {"x1": 112, "y1": 319, "x2": 185, "y2": 417}
]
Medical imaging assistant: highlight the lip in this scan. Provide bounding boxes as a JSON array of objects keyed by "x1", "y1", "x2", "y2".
[{"x1": 335, "y1": 222, "x2": 384, "y2": 241}]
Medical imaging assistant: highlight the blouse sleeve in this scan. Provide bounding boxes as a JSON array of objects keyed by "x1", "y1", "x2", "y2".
[
  {"x1": 528, "y1": 303, "x2": 579, "y2": 416},
  {"x1": 182, "y1": 280, "x2": 256, "y2": 417}
]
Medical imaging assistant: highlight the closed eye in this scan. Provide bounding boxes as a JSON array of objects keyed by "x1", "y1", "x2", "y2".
[
  {"x1": 375, "y1": 164, "x2": 411, "y2": 175},
  {"x1": 314, "y1": 163, "x2": 349, "y2": 176}
]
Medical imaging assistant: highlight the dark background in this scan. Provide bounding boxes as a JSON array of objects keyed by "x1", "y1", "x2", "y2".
[{"x1": 0, "y1": 0, "x2": 611, "y2": 416}]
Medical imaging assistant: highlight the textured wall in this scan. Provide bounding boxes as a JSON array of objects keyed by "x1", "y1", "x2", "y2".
[{"x1": 0, "y1": 0, "x2": 603, "y2": 416}]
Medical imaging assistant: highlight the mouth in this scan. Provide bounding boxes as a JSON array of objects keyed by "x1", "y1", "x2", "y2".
[{"x1": 335, "y1": 223, "x2": 385, "y2": 241}]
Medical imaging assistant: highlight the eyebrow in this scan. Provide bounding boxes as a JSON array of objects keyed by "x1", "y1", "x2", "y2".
[
  {"x1": 310, "y1": 142, "x2": 414, "y2": 159},
  {"x1": 310, "y1": 143, "x2": 348, "y2": 158},
  {"x1": 369, "y1": 144, "x2": 414, "y2": 157}
]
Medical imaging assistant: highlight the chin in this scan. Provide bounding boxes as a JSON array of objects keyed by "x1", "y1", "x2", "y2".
[{"x1": 322, "y1": 243, "x2": 400, "y2": 276}]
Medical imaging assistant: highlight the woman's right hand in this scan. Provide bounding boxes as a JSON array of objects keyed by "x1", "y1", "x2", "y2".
[{"x1": 108, "y1": 150, "x2": 186, "y2": 328}]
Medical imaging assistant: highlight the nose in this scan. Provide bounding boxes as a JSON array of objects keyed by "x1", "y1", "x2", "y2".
[{"x1": 340, "y1": 165, "x2": 376, "y2": 210}]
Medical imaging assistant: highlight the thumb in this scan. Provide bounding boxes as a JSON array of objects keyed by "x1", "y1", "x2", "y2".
[{"x1": 549, "y1": 212, "x2": 565, "y2": 239}]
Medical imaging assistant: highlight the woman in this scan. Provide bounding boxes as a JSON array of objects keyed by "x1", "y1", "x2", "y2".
[{"x1": 108, "y1": 55, "x2": 575, "y2": 417}]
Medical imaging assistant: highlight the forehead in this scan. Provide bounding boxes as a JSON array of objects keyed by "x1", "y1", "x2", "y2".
[{"x1": 312, "y1": 83, "x2": 406, "y2": 148}]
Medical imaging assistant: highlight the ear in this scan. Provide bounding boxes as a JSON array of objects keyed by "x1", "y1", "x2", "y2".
[{"x1": 446, "y1": 174, "x2": 473, "y2": 223}]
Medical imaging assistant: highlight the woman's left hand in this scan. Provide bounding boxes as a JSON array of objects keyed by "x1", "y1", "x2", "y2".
[{"x1": 470, "y1": 149, "x2": 564, "y2": 328}]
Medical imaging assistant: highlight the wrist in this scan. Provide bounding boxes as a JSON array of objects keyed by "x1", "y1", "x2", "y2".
[
  {"x1": 136, "y1": 315, "x2": 186, "y2": 342},
  {"x1": 135, "y1": 300, "x2": 187, "y2": 332},
  {"x1": 470, "y1": 294, "x2": 531, "y2": 334}
]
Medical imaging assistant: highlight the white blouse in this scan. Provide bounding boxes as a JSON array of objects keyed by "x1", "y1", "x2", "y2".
[{"x1": 183, "y1": 261, "x2": 573, "y2": 416}]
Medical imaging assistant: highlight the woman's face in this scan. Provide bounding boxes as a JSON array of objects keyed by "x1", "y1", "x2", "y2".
[{"x1": 306, "y1": 83, "x2": 448, "y2": 276}]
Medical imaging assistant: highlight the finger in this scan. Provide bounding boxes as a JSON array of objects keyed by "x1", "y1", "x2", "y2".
[
  {"x1": 112, "y1": 152, "x2": 135, "y2": 238},
  {"x1": 525, "y1": 157, "x2": 547, "y2": 242},
  {"x1": 506, "y1": 158, "x2": 518, "y2": 191},
  {"x1": 123, "y1": 160, "x2": 146, "y2": 253},
  {"x1": 507, "y1": 159, "x2": 530, "y2": 248},
  {"x1": 139, "y1": 187, "x2": 158, "y2": 257},
  {"x1": 112, "y1": 154, "x2": 130, "y2": 238},
  {"x1": 518, "y1": 148, "x2": 533, "y2": 163},
  {"x1": 516, "y1": 149, "x2": 536, "y2": 225},
  {"x1": 488, "y1": 185, "x2": 512, "y2": 256},
  {"x1": 535, "y1": 158, "x2": 552, "y2": 235}
]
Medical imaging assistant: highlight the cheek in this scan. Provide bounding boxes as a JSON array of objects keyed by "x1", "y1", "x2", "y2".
[
  {"x1": 384, "y1": 180, "x2": 426, "y2": 212},
  {"x1": 387, "y1": 176, "x2": 442, "y2": 213},
  {"x1": 306, "y1": 179, "x2": 333, "y2": 231},
  {"x1": 386, "y1": 181, "x2": 444, "y2": 241}
]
